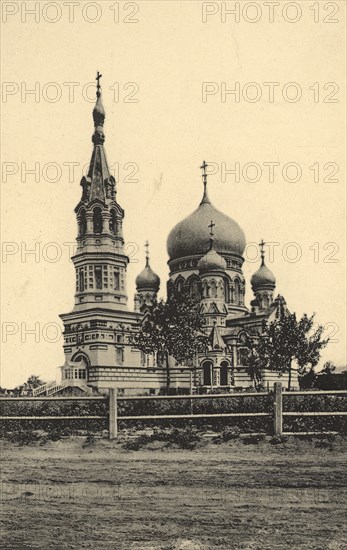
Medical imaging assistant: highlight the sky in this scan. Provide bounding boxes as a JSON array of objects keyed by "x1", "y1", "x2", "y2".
[{"x1": 1, "y1": 0, "x2": 346, "y2": 387}]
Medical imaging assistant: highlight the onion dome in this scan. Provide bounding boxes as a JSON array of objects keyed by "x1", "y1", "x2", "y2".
[
  {"x1": 251, "y1": 240, "x2": 276, "y2": 290},
  {"x1": 198, "y1": 231, "x2": 227, "y2": 274},
  {"x1": 135, "y1": 242, "x2": 160, "y2": 291},
  {"x1": 93, "y1": 94, "x2": 105, "y2": 127},
  {"x1": 167, "y1": 163, "x2": 246, "y2": 261}
]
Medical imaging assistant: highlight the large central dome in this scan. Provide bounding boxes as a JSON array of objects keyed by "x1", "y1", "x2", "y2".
[{"x1": 167, "y1": 187, "x2": 246, "y2": 261}]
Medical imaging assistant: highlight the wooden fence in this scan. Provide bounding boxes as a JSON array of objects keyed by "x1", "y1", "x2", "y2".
[{"x1": 1, "y1": 383, "x2": 346, "y2": 439}]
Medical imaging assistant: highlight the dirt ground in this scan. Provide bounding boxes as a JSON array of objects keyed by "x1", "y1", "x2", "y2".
[{"x1": 0, "y1": 435, "x2": 346, "y2": 550}]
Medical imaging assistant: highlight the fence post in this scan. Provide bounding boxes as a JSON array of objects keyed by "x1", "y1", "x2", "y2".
[
  {"x1": 109, "y1": 388, "x2": 118, "y2": 440},
  {"x1": 273, "y1": 382, "x2": 283, "y2": 436}
]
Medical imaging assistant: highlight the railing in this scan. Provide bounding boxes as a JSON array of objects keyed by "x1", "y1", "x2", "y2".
[
  {"x1": 32, "y1": 379, "x2": 91, "y2": 396},
  {"x1": 32, "y1": 382, "x2": 51, "y2": 396},
  {"x1": 1, "y1": 384, "x2": 346, "y2": 439},
  {"x1": 32, "y1": 379, "x2": 70, "y2": 396}
]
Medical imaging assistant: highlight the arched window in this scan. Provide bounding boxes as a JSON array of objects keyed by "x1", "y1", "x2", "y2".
[
  {"x1": 234, "y1": 279, "x2": 240, "y2": 305},
  {"x1": 175, "y1": 277, "x2": 184, "y2": 293},
  {"x1": 93, "y1": 207, "x2": 103, "y2": 234},
  {"x1": 217, "y1": 280, "x2": 224, "y2": 299},
  {"x1": 189, "y1": 277, "x2": 201, "y2": 301},
  {"x1": 210, "y1": 280, "x2": 217, "y2": 298},
  {"x1": 109, "y1": 209, "x2": 117, "y2": 235},
  {"x1": 202, "y1": 360, "x2": 213, "y2": 386},
  {"x1": 79, "y1": 209, "x2": 87, "y2": 238},
  {"x1": 225, "y1": 282, "x2": 230, "y2": 303},
  {"x1": 220, "y1": 361, "x2": 229, "y2": 386},
  {"x1": 167, "y1": 280, "x2": 174, "y2": 299},
  {"x1": 238, "y1": 347, "x2": 249, "y2": 366},
  {"x1": 262, "y1": 294, "x2": 269, "y2": 309}
]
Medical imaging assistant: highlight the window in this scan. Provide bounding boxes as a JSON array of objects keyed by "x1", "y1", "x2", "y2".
[
  {"x1": 79, "y1": 270, "x2": 84, "y2": 292},
  {"x1": 93, "y1": 207, "x2": 103, "y2": 234},
  {"x1": 238, "y1": 347, "x2": 249, "y2": 366},
  {"x1": 190, "y1": 278, "x2": 201, "y2": 301},
  {"x1": 109, "y1": 209, "x2": 117, "y2": 235},
  {"x1": 94, "y1": 266, "x2": 102, "y2": 289},
  {"x1": 262, "y1": 294, "x2": 269, "y2": 308},
  {"x1": 156, "y1": 352, "x2": 164, "y2": 367},
  {"x1": 69, "y1": 354, "x2": 89, "y2": 381},
  {"x1": 176, "y1": 279, "x2": 183, "y2": 292},
  {"x1": 202, "y1": 361, "x2": 213, "y2": 386},
  {"x1": 64, "y1": 368, "x2": 73, "y2": 380},
  {"x1": 103, "y1": 265, "x2": 108, "y2": 288},
  {"x1": 79, "y1": 209, "x2": 87, "y2": 237},
  {"x1": 116, "y1": 347, "x2": 124, "y2": 364},
  {"x1": 234, "y1": 279, "x2": 240, "y2": 305},
  {"x1": 209, "y1": 281, "x2": 218, "y2": 298},
  {"x1": 114, "y1": 271, "x2": 120, "y2": 290},
  {"x1": 220, "y1": 361, "x2": 229, "y2": 386}
]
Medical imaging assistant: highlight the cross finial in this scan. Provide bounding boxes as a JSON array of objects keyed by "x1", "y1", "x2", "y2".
[
  {"x1": 200, "y1": 160, "x2": 208, "y2": 188},
  {"x1": 96, "y1": 71, "x2": 102, "y2": 97},
  {"x1": 208, "y1": 220, "x2": 215, "y2": 251},
  {"x1": 208, "y1": 219, "x2": 215, "y2": 238},
  {"x1": 259, "y1": 239, "x2": 266, "y2": 265},
  {"x1": 145, "y1": 240, "x2": 149, "y2": 266}
]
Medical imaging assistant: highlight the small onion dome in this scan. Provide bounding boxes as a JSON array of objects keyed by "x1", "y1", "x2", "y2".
[
  {"x1": 251, "y1": 263, "x2": 276, "y2": 291},
  {"x1": 198, "y1": 243, "x2": 227, "y2": 274},
  {"x1": 135, "y1": 263, "x2": 160, "y2": 292}
]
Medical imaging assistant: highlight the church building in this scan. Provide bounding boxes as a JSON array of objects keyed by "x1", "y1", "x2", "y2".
[{"x1": 45, "y1": 77, "x2": 296, "y2": 396}]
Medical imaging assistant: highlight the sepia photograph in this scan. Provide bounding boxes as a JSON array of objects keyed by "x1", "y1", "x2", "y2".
[{"x1": 1, "y1": 1, "x2": 346, "y2": 549}]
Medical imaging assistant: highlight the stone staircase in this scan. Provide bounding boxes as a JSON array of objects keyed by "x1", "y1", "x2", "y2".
[{"x1": 32, "y1": 379, "x2": 92, "y2": 397}]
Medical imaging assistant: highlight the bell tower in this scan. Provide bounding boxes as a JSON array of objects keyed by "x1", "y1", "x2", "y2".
[
  {"x1": 59, "y1": 73, "x2": 141, "y2": 390},
  {"x1": 73, "y1": 72, "x2": 128, "y2": 311}
]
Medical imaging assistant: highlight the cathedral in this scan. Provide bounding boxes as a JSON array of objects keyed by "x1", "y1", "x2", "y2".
[{"x1": 56, "y1": 77, "x2": 296, "y2": 395}]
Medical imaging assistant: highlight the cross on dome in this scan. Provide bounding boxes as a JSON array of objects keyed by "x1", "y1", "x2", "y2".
[
  {"x1": 96, "y1": 71, "x2": 102, "y2": 97},
  {"x1": 200, "y1": 160, "x2": 208, "y2": 188},
  {"x1": 259, "y1": 239, "x2": 266, "y2": 265},
  {"x1": 208, "y1": 219, "x2": 216, "y2": 251},
  {"x1": 145, "y1": 240, "x2": 150, "y2": 266},
  {"x1": 208, "y1": 219, "x2": 215, "y2": 238}
]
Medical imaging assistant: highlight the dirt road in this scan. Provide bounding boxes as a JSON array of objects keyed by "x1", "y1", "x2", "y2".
[{"x1": 1, "y1": 436, "x2": 346, "y2": 549}]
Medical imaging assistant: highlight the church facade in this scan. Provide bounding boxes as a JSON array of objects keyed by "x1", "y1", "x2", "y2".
[{"x1": 58, "y1": 79, "x2": 296, "y2": 394}]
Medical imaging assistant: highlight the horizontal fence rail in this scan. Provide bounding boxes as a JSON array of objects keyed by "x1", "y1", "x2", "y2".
[
  {"x1": 0, "y1": 416, "x2": 107, "y2": 421},
  {"x1": 0, "y1": 396, "x2": 106, "y2": 401},
  {"x1": 0, "y1": 385, "x2": 346, "y2": 439},
  {"x1": 119, "y1": 412, "x2": 271, "y2": 420},
  {"x1": 117, "y1": 391, "x2": 268, "y2": 400}
]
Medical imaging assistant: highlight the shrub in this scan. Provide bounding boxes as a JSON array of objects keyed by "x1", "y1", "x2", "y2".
[
  {"x1": 269, "y1": 435, "x2": 287, "y2": 445},
  {"x1": 221, "y1": 426, "x2": 241, "y2": 441},
  {"x1": 242, "y1": 434, "x2": 265, "y2": 445},
  {"x1": 314, "y1": 435, "x2": 335, "y2": 451},
  {"x1": 83, "y1": 433, "x2": 96, "y2": 448},
  {"x1": 6, "y1": 429, "x2": 42, "y2": 446},
  {"x1": 122, "y1": 434, "x2": 151, "y2": 451},
  {"x1": 121, "y1": 425, "x2": 202, "y2": 451},
  {"x1": 169, "y1": 425, "x2": 202, "y2": 449}
]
